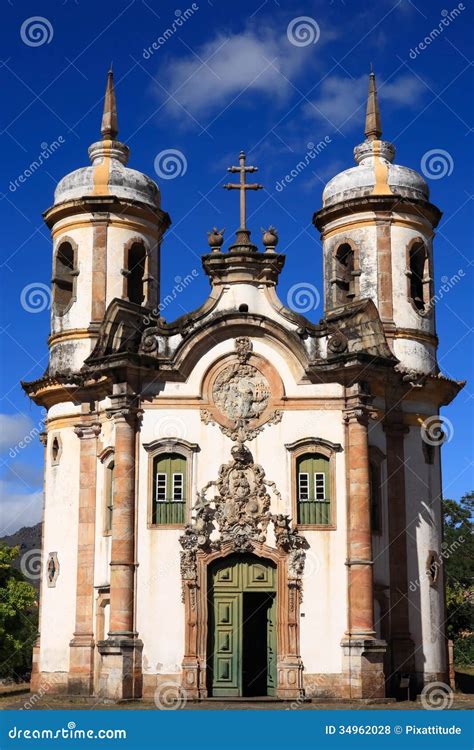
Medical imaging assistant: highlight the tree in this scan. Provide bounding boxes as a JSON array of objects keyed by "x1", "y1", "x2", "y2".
[
  {"x1": 443, "y1": 492, "x2": 473, "y2": 665},
  {"x1": 0, "y1": 545, "x2": 38, "y2": 679}
]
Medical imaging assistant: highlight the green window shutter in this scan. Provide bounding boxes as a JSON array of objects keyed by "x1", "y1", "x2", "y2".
[
  {"x1": 296, "y1": 453, "x2": 331, "y2": 525},
  {"x1": 153, "y1": 453, "x2": 186, "y2": 525}
]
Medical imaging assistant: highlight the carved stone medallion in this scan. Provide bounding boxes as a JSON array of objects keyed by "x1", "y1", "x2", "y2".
[{"x1": 212, "y1": 364, "x2": 270, "y2": 422}]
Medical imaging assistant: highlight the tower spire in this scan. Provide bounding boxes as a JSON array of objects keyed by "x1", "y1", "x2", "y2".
[
  {"x1": 101, "y1": 68, "x2": 118, "y2": 140},
  {"x1": 364, "y1": 68, "x2": 382, "y2": 141}
]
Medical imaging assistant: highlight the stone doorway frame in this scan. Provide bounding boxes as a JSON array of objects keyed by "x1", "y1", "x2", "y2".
[{"x1": 181, "y1": 540, "x2": 304, "y2": 700}]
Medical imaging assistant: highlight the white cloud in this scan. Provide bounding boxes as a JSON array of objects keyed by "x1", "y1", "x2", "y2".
[
  {"x1": 0, "y1": 481, "x2": 42, "y2": 536},
  {"x1": 305, "y1": 74, "x2": 426, "y2": 131},
  {"x1": 154, "y1": 28, "x2": 315, "y2": 122},
  {"x1": 0, "y1": 413, "x2": 39, "y2": 454}
]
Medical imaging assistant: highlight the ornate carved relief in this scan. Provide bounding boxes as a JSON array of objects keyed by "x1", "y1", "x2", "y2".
[
  {"x1": 180, "y1": 336, "x2": 307, "y2": 699},
  {"x1": 179, "y1": 443, "x2": 307, "y2": 600},
  {"x1": 200, "y1": 337, "x2": 283, "y2": 442}
]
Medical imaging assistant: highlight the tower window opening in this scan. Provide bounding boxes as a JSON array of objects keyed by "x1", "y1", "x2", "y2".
[
  {"x1": 333, "y1": 243, "x2": 355, "y2": 305},
  {"x1": 239, "y1": 304, "x2": 249, "y2": 313},
  {"x1": 53, "y1": 241, "x2": 76, "y2": 313},
  {"x1": 408, "y1": 241, "x2": 429, "y2": 312},
  {"x1": 127, "y1": 242, "x2": 147, "y2": 305}
]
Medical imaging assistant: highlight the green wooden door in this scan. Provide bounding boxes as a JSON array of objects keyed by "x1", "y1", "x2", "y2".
[
  {"x1": 267, "y1": 594, "x2": 277, "y2": 696},
  {"x1": 209, "y1": 556, "x2": 277, "y2": 697},
  {"x1": 211, "y1": 593, "x2": 242, "y2": 696}
]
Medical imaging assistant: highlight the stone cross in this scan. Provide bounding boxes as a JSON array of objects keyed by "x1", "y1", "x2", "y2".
[{"x1": 224, "y1": 151, "x2": 263, "y2": 230}]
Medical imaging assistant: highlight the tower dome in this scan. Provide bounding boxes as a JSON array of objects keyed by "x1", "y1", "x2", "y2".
[
  {"x1": 314, "y1": 70, "x2": 442, "y2": 375},
  {"x1": 43, "y1": 70, "x2": 170, "y2": 376},
  {"x1": 322, "y1": 71, "x2": 429, "y2": 207},
  {"x1": 54, "y1": 70, "x2": 161, "y2": 209}
]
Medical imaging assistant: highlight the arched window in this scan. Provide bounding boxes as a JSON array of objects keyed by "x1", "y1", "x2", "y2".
[
  {"x1": 296, "y1": 453, "x2": 331, "y2": 525},
  {"x1": 333, "y1": 243, "x2": 355, "y2": 305},
  {"x1": 152, "y1": 453, "x2": 186, "y2": 525},
  {"x1": 104, "y1": 460, "x2": 115, "y2": 535},
  {"x1": 53, "y1": 240, "x2": 77, "y2": 313},
  {"x1": 407, "y1": 240, "x2": 430, "y2": 313},
  {"x1": 126, "y1": 242, "x2": 147, "y2": 305}
]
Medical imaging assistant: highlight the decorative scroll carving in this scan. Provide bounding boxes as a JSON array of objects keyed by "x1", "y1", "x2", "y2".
[
  {"x1": 179, "y1": 443, "x2": 307, "y2": 600},
  {"x1": 219, "y1": 409, "x2": 282, "y2": 443},
  {"x1": 327, "y1": 329, "x2": 348, "y2": 354}
]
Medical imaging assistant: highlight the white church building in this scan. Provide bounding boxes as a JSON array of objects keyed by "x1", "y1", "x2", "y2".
[{"x1": 23, "y1": 70, "x2": 462, "y2": 702}]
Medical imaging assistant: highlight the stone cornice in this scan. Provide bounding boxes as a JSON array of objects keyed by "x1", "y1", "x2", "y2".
[
  {"x1": 202, "y1": 249, "x2": 285, "y2": 286},
  {"x1": 43, "y1": 195, "x2": 171, "y2": 234},
  {"x1": 313, "y1": 194, "x2": 442, "y2": 232}
]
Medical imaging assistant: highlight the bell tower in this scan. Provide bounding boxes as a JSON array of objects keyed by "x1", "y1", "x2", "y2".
[
  {"x1": 44, "y1": 70, "x2": 170, "y2": 376},
  {"x1": 314, "y1": 70, "x2": 441, "y2": 374}
]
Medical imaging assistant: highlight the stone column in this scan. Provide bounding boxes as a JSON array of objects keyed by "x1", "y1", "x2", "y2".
[
  {"x1": 341, "y1": 395, "x2": 386, "y2": 698},
  {"x1": 69, "y1": 421, "x2": 101, "y2": 695},
  {"x1": 30, "y1": 430, "x2": 48, "y2": 694},
  {"x1": 383, "y1": 417, "x2": 415, "y2": 693},
  {"x1": 97, "y1": 398, "x2": 142, "y2": 700}
]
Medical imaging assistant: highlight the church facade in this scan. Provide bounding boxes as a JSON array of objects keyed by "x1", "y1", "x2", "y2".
[{"x1": 23, "y1": 71, "x2": 462, "y2": 703}]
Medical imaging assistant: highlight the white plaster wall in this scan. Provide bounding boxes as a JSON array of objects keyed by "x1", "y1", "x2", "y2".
[
  {"x1": 135, "y1": 396, "x2": 348, "y2": 675},
  {"x1": 40, "y1": 427, "x2": 80, "y2": 672},
  {"x1": 404, "y1": 427, "x2": 446, "y2": 677}
]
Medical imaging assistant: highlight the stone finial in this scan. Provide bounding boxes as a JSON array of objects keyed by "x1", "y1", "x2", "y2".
[
  {"x1": 207, "y1": 227, "x2": 225, "y2": 252},
  {"x1": 364, "y1": 68, "x2": 382, "y2": 141},
  {"x1": 101, "y1": 68, "x2": 119, "y2": 140},
  {"x1": 261, "y1": 226, "x2": 279, "y2": 252}
]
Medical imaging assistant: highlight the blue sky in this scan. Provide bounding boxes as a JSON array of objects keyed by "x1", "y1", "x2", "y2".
[{"x1": 0, "y1": 0, "x2": 472, "y2": 534}]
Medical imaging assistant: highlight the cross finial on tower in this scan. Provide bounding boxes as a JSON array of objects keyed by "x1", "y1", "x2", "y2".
[
  {"x1": 223, "y1": 151, "x2": 263, "y2": 230},
  {"x1": 101, "y1": 68, "x2": 119, "y2": 140},
  {"x1": 364, "y1": 68, "x2": 382, "y2": 141}
]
